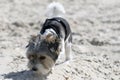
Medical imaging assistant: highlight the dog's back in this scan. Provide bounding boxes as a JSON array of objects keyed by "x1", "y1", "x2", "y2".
[{"x1": 41, "y1": 17, "x2": 72, "y2": 42}]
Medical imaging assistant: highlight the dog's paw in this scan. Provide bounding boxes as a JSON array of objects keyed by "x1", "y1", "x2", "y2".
[{"x1": 64, "y1": 60, "x2": 71, "y2": 65}]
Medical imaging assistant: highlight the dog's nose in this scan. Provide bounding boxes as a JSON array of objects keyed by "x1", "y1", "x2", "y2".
[{"x1": 32, "y1": 67, "x2": 38, "y2": 71}]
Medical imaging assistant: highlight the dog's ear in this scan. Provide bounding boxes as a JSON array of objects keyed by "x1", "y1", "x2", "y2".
[
  {"x1": 45, "y1": 33, "x2": 56, "y2": 43},
  {"x1": 26, "y1": 34, "x2": 41, "y2": 48},
  {"x1": 26, "y1": 35, "x2": 37, "y2": 48},
  {"x1": 30, "y1": 35, "x2": 38, "y2": 42}
]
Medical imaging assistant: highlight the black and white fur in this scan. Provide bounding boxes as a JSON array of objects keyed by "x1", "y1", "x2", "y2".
[
  {"x1": 41, "y1": 17, "x2": 72, "y2": 61},
  {"x1": 26, "y1": 2, "x2": 72, "y2": 76}
]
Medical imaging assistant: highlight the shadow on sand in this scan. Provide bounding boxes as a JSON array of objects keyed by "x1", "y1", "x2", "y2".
[
  {"x1": 0, "y1": 62, "x2": 67, "y2": 80},
  {"x1": 1, "y1": 70, "x2": 46, "y2": 80}
]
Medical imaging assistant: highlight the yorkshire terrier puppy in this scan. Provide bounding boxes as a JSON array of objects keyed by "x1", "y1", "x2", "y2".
[{"x1": 26, "y1": 2, "x2": 72, "y2": 76}]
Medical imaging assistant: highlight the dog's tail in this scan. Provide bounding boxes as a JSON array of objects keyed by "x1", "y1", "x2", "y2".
[{"x1": 45, "y1": 2, "x2": 65, "y2": 18}]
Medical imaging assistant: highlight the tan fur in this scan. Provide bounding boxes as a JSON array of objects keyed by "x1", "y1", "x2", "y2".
[
  {"x1": 45, "y1": 33, "x2": 56, "y2": 43},
  {"x1": 41, "y1": 55, "x2": 55, "y2": 69}
]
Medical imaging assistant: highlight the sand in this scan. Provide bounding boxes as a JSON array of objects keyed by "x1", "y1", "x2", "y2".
[{"x1": 0, "y1": 0, "x2": 120, "y2": 80}]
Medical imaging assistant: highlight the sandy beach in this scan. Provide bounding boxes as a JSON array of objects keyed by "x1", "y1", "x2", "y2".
[{"x1": 0, "y1": 0, "x2": 120, "y2": 80}]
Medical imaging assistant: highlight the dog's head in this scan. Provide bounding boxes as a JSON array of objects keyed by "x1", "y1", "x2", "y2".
[{"x1": 26, "y1": 30, "x2": 61, "y2": 75}]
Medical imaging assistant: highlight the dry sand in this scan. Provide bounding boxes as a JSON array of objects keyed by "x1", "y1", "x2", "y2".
[{"x1": 0, "y1": 0, "x2": 120, "y2": 80}]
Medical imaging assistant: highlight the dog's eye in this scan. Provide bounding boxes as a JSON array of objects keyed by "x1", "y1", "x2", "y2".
[
  {"x1": 28, "y1": 55, "x2": 35, "y2": 60},
  {"x1": 39, "y1": 56, "x2": 46, "y2": 60}
]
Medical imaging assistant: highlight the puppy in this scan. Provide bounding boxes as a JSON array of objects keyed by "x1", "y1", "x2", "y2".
[{"x1": 26, "y1": 2, "x2": 72, "y2": 76}]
